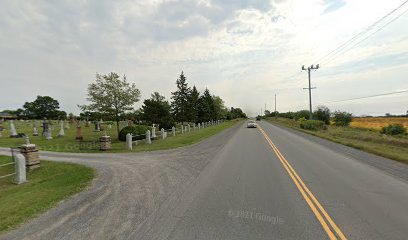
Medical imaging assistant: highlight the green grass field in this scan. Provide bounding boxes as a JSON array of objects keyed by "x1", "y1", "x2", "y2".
[
  {"x1": 266, "y1": 117, "x2": 408, "y2": 163},
  {"x1": 0, "y1": 120, "x2": 239, "y2": 153},
  {"x1": 0, "y1": 155, "x2": 94, "y2": 233}
]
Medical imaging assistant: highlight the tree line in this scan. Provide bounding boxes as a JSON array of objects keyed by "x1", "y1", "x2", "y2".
[{"x1": 3, "y1": 72, "x2": 246, "y2": 137}]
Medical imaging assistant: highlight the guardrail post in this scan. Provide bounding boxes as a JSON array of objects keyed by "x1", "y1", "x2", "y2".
[{"x1": 15, "y1": 153, "x2": 27, "y2": 184}]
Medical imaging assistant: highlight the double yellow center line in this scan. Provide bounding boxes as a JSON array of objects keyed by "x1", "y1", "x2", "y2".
[{"x1": 258, "y1": 126, "x2": 347, "y2": 240}]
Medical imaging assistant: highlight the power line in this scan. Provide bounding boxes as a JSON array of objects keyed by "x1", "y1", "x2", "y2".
[
  {"x1": 325, "y1": 89, "x2": 408, "y2": 104},
  {"x1": 323, "y1": 7, "x2": 408, "y2": 66},
  {"x1": 286, "y1": 89, "x2": 408, "y2": 110},
  {"x1": 317, "y1": 0, "x2": 408, "y2": 64}
]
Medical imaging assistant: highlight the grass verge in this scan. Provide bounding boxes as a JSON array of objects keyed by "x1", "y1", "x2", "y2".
[
  {"x1": 265, "y1": 117, "x2": 408, "y2": 164},
  {"x1": 0, "y1": 120, "x2": 240, "y2": 153},
  {"x1": 0, "y1": 156, "x2": 95, "y2": 233}
]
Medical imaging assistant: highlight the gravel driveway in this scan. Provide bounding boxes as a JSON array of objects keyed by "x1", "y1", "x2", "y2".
[{"x1": 0, "y1": 124, "x2": 240, "y2": 240}]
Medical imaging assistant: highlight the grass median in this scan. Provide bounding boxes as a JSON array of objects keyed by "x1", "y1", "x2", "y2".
[
  {"x1": 0, "y1": 156, "x2": 95, "y2": 234},
  {"x1": 265, "y1": 117, "x2": 408, "y2": 164},
  {"x1": 0, "y1": 120, "x2": 240, "y2": 153}
]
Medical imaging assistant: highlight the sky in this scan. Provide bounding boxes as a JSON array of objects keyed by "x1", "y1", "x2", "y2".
[{"x1": 0, "y1": 0, "x2": 407, "y2": 117}]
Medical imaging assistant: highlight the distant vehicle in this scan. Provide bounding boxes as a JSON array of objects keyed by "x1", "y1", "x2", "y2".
[
  {"x1": 256, "y1": 116, "x2": 261, "y2": 121},
  {"x1": 247, "y1": 120, "x2": 257, "y2": 128}
]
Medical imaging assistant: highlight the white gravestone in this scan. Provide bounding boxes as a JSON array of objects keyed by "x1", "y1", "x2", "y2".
[
  {"x1": 58, "y1": 121, "x2": 65, "y2": 137},
  {"x1": 46, "y1": 127, "x2": 53, "y2": 140},
  {"x1": 10, "y1": 121, "x2": 18, "y2": 137},
  {"x1": 161, "y1": 128, "x2": 165, "y2": 139},
  {"x1": 172, "y1": 126, "x2": 176, "y2": 136},
  {"x1": 151, "y1": 126, "x2": 156, "y2": 138},
  {"x1": 14, "y1": 153, "x2": 27, "y2": 184}
]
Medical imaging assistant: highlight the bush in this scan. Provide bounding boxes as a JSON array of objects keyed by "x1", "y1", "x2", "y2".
[
  {"x1": 295, "y1": 110, "x2": 311, "y2": 120},
  {"x1": 313, "y1": 105, "x2": 331, "y2": 125},
  {"x1": 380, "y1": 124, "x2": 407, "y2": 135},
  {"x1": 332, "y1": 111, "x2": 352, "y2": 126},
  {"x1": 299, "y1": 120, "x2": 326, "y2": 131},
  {"x1": 119, "y1": 125, "x2": 150, "y2": 141}
]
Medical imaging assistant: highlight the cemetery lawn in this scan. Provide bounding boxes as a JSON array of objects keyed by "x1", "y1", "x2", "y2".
[
  {"x1": 0, "y1": 156, "x2": 95, "y2": 233},
  {"x1": 0, "y1": 120, "x2": 240, "y2": 153}
]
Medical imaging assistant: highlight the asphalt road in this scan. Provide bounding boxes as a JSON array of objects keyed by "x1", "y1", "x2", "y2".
[{"x1": 1, "y1": 121, "x2": 408, "y2": 240}]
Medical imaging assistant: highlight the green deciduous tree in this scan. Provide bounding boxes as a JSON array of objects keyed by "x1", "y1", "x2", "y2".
[
  {"x1": 23, "y1": 95, "x2": 62, "y2": 119},
  {"x1": 171, "y1": 72, "x2": 191, "y2": 124},
  {"x1": 313, "y1": 105, "x2": 331, "y2": 125},
  {"x1": 141, "y1": 92, "x2": 174, "y2": 129},
  {"x1": 212, "y1": 95, "x2": 228, "y2": 119},
  {"x1": 79, "y1": 72, "x2": 141, "y2": 139}
]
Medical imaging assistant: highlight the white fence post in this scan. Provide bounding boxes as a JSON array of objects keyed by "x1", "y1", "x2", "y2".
[
  {"x1": 146, "y1": 130, "x2": 151, "y2": 144},
  {"x1": 15, "y1": 153, "x2": 26, "y2": 184},
  {"x1": 126, "y1": 133, "x2": 132, "y2": 150}
]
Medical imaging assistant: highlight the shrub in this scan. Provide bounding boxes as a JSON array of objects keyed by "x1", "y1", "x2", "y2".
[
  {"x1": 119, "y1": 125, "x2": 150, "y2": 141},
  {"x1": 299, "y1": 120, "x2": 326, "y2": 131},
  {"x1": 313, "y1": 105, "x2": 331, "y2": 125},
  {"x1": 295, "y1": 110, "x2": 310, "y2": 120},
  {"x1": 380, "y1": 124, "x2": 406, "y2": 135},
  {"x1": 332, "y1": 111, "x2": 353, "y2": 126}
]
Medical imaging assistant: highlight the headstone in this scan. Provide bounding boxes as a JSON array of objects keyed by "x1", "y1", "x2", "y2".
[
  {"x1": 188, "y1": 124, "x2": 191, "y2": 132},
  {"x1": 108, "y1": 124, "x2": 112, "y2": 129},
  {"x1": 94, "y1": 122, "x2": 100, "y2": 132},
  {"x1": 58, "y1": 121, "x2": 65, "y2": 137},
  {"x1": 14, "y1": 153, "x2": 27, "y2": 184},
  {"x1": 42, "y1": 120, "x2": 48, "y2": 137},
  {"x1": 172, "y1": 126, "x2": 176, "y2": 136},
  {"x1": 146, "y1": 130, "x2": 151, "y2": 144},
  {"x1": 193, "y1": 123, "x2": 196, "y2": 131},
  {"x1": 33, "y1": 127, "x2": 38, "y2": 136},
  {"x1": 198, "y1": 123, "x2": 201, "y2": 130},
  {"x1": 151, "y1": 126, "x2": 156, "y2": 138},
  {"x1": 202, "y1": 122, "x2": 205, "y2": 128},
  {"x1": 181, "y1": 125, "x2": 184, "y2": 134},
  {"x1": 161, "y1": 128, "x2": 165, "y2": 139},
  {"x1": 75, "y1": 126, "x2": 83, "y2": 140},
  {"x1": 126, "y1": 133, "x2": 132, "y2": 150},
  {"x1": 46, "y1": 127, "x2": 53, "y2": 140},
  {"x1": 9, "y1": 120, "x2": 18, "y2": 138}
]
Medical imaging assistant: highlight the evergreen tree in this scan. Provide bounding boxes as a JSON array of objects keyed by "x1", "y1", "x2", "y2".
[
  {"x1": 198, "y1": 88, "x2": 216, "y2": 122},
  {"x1": 171, "y1": 72, "x2": 191, "y2": 124},
  {"x1": 188, "y1": 86, "x2": 200, "y2": 123},
  {"x1": 141, "y1": 92, "x2": 174, "y2": 129}
]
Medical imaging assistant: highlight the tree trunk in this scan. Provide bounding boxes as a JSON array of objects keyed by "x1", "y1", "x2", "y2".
[{"x1": 116, "y1": 114, "x2": 120, "y2": 140}]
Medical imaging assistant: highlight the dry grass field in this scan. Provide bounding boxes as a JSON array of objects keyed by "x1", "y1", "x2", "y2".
[{"x1": 350, "y1": 117, "x2": 408, "y2": 131}]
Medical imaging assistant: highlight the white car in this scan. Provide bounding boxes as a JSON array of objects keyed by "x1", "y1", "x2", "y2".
[{"x1": 247, "y1": 120, "x2": 257, "y2": 128}]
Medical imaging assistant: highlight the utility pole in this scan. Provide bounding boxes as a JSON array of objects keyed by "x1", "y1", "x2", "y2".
[
  {"x1": 274, "y1": 94, "x2": 277, "y2": 119},
  {"x1": 302, "y1": 64, "x2": 319, "y2": 120}
]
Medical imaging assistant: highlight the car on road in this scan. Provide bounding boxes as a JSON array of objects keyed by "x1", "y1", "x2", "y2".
[
  {"x1": 256, "y1": 116, "x2": 261, "y2": 121},
  {"x1": 247, "y1": 120, "x2": 257, "y2": 128}
]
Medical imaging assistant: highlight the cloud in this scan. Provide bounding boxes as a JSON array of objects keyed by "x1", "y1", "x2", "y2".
[{"x1": 0, "y1": 0, "x2": 407, "y2": 117}]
